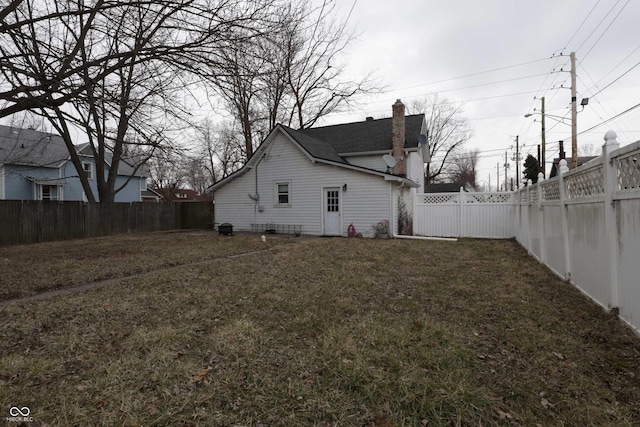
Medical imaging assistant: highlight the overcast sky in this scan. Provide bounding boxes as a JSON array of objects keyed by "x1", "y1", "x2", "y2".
[{"x1": 321, "y1": 0, "x2": 640, "y2": 188}]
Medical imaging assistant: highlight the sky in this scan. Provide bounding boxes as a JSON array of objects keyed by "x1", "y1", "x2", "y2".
[{"x1": 318, "y1": 0, "x2": 640, "y2": 190}]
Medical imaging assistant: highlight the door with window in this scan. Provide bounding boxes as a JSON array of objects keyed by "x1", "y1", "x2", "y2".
[{"x1": 323, "y1": 187, "x2": 341, "y2": 236}]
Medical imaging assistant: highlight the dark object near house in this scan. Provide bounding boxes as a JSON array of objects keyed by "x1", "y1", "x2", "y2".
[{"x1": 218, "y1": 223, "x2": 233, "y2": 236}]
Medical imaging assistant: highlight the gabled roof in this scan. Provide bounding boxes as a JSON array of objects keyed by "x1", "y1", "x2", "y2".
[
  {"x1": 0, "y1": 125, "x2": 69, "y2": 168},
  {"x1": 295, "y1": 114, "x2": 425, "y2": 154},
  {"x1": 0, "y1": 125, "x2": 147, "y2": 177},
  {"x1": 279, "y1": 125, "x2": 346, "y2": 163},
  {"x1": 154, "y1": 187, "x2": 211, "y2": 202},
  {"x1": 210, "y1": 119, "x2": 422, "y2": 191},
  {"x1": 549, "y1": 156, "x2": 598, "y2": 178},
  {"x1": 76, "y1": 143, "x2": 148, "y2": 177}
]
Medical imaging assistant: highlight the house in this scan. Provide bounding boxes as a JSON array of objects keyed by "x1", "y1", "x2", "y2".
[
  {"x1": 0, "y1": 125, "x2": 148, "y2": 202},
  {"x1": 141, "y1": 188, "x2": 163, "y2": 202},
  {"x1": 210, "y1": 100, "x2": 428, "y2": 237},
  {"x1": 549, "y1": 156, "x2": 598, "y2": 178},
  {"x1": 153, "y1": 187, "x2": 211, "y2": 202},
  {"x1": 428, "y1": 183, "x2": 475, "y2": 193}
]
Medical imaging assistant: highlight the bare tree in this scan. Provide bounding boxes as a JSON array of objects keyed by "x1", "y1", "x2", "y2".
[
  {"x1": 407, "y1": 95, "x2": 473, "y2": 188},
  {"x1": 207, "y1": 0, "x2": 378, "y2": 162},
  {"x1": 283, "y1": 0, "x2": 377, "y2": 129},
  {"x1": 446, "y1": 149, "x2": 479, "y2": 189},
  {"x1": 0, "y1": 0, "x2": 279, "y2": 202}
]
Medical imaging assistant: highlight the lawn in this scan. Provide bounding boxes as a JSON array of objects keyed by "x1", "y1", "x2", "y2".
[{"x1": 1, "y1": 232, "x2": 639, "y2": 426}]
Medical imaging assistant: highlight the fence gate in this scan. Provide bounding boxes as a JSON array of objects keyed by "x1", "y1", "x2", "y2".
[{"x1": 413, "y1": 190, "x2": 515, "y2": 238}]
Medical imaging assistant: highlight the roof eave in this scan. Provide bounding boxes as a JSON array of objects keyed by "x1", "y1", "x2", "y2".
[
  {"x1": 339, "y1": 147, "x2": 419, "y2": 157},
  {"x1": 314, "y1": 158, "x2": 420, "y2": 187}
]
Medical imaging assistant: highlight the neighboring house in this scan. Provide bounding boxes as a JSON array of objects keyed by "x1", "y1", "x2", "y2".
[
  {"x1": 0, "y1": 125, "x2": 148, "y2": 202},
  {"x1": 428, "y1": 183, "x2": 475, "y2": 193},
  {"x1": 154, "y1": 187, "x2": 211, "y2": 202},
  {"x1": 210, "y1": 99, "x2": 429, "y2": 237},
  {"x1": 141, "y1": 188, "x2": 163, "y2": 202},
  {"x1": 549, "y1": 156, "x2": 598, "y2": 178}
]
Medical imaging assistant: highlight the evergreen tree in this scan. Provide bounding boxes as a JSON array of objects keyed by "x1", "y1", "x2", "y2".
[{"x1": 523, "y1": 154, "x2": 540, "y2": 184}]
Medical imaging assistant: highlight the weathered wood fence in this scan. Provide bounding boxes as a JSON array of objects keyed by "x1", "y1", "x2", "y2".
[{"x1": 0, "y1": 201, "x2": 213, "y2": 246}]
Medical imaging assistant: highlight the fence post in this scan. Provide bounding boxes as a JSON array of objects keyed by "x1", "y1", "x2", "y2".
[
  {"x1": 537, "y1": 172, "x2": 546, "y2": 264},
  {"x1": 525, "y1": 179, "x2": 532, "y2": 253},
  {"x1": 557, "y1": 161, "x2": 571, "y2": 280},
  {"x1": 602, "y1": 130, "x2": 620, "y2": 310},
  {"x1": 459, "y1": 186, "x2": 465, "y2": 238}
]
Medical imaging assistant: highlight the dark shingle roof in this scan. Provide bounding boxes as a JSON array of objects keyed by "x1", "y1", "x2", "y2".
[
  {"x1": 0, "y1": 125, "x2": 69, "y2": 167},
  {"x1": 279, "y1": 126, "x2": 346, "y2": 163},
  {"x1": 549, "y1": 156, "x2": 598, "y2": 178},
  {"x1": 0, "y1": 125, "x2": 147, "y2": 177},
  {"x1": 294, "y1": 114, "x2": 425, "y2": 154}
]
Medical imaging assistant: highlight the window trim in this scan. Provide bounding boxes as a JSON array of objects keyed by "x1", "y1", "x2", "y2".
[
  {"x1": 274, "y1": 181, "x2": 291, "y2": 207},
  {"x1": 38, "y1": 184, "x2": 62, "y2": 201},
  {"x1": 82, "y1": 161, "x2": 94, "y2": 180}
]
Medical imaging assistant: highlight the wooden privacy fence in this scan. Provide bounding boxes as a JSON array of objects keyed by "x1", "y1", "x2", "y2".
[
  {"x1": 0, "y1": 201, "x2": 214, "y2": 246},
  {"x1": 413, "y1": 131, "x2": 640, "y2": 333}
]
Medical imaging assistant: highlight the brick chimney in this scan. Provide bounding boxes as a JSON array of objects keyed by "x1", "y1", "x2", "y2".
[{"x1": 391, "y1": 99, "x2": 406, "y2": 176}]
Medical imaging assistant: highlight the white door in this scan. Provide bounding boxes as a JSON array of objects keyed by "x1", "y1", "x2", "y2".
[{"x1": 323, "y1": 187, "x2": 341, "y2": 236}]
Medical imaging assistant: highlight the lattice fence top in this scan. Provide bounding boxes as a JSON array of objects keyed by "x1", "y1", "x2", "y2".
[
  {"x1": 420, "y1": 193, "x2": 459, "y2": 204},
  {"x1": 566, "y1": 166, "x2": 604, "y2": 199},
  {"x1": 466, "y1": 193, "x2": 513, "y2": 204},
  {"x1": 542, "y1": 180, "x2": 560, "y2": 201},
  {"x1": 616, "y1": 150, "x2": 640, "y2": 192}
]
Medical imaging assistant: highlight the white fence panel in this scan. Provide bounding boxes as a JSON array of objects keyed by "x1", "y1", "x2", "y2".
[
  {"x1": 413, "y1": 193, "x2": 460, "y2": 237},
  {"x1": 413, "y1": 191, "x2": 514, "y2": 238},
  {"x1": 567, "y1": 203, "x2": 611, "y2": 308},
  {"x1": 617, "y1": 199, "x2": 640, "y2": 327},
  {"x1": 413, "y1": 132, "x2": 640, "y2": 333},
  {"x1": 541, "y1": 204, "x2": 565, "y2": 277}
]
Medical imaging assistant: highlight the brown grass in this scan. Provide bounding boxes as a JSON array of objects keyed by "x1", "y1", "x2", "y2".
[{"x1": 1, "y1": 234, "x2": 639, "y2": 426}]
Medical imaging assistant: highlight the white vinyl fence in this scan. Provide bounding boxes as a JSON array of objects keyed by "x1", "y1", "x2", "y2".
[
  {"x1": 413, "y1": 191, "x2": 515, "y2": 238},
  {"x1": 413, "y1": 131, "x2": 640, "y2": 332}
]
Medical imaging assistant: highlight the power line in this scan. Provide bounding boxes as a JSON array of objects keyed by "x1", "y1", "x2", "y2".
[
  {"x1": 380, "y1": 57, "x2": 554, "y2": 93},
  {"x1": 564, "y1": 0, "x2": 602, "y2": 48},
  {"x1": 577, "y1": 101, "x2": 640, "y2": 136},
  {"x1": 580, "y1": 0, "x2": 630, "y2": 62},
  {"x1": 589, "y1": 58, "x2": 640, "y2": 99},
  {"x1": 575, "y1": 0, "x2": 622, "y2": 53}
]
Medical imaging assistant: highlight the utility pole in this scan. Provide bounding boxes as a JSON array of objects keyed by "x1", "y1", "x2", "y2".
[
  {"x1": 541, "y1": 96, "x2": 546, "y2": 177},
  {"x1": 497, "y1": 163, "x2": 500, "y2": 192},
  {"x1": 515, "y1": 135, "x2": 520, "y2": 188},
  {"x1": 570, "y1": 51, "x2": 578, "y2": 169},
  {"x1": 503, "y1": 151, "x2": 508, "y2": 192},
  {"x1": 488, "y1": 174, "x2": 491, "y2": 192}
]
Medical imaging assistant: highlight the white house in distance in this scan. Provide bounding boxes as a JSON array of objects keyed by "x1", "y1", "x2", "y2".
[{"x1": 210, "y1": 100, "x2": 429, "y2": 237}]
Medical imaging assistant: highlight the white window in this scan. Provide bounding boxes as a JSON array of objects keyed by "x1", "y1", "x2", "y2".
[
  {"x1": 176, "y1": 193, "x2": 187, "y2": 199},
  {"x1": 275, "y1": 181, "x2": 291, "y2": 207},
  {"x1": 38, "y1": 184, "x2": 60, "y2": 201},
  {"x1": 83, "y1": 162, "x2": 94, "y2": 179}
]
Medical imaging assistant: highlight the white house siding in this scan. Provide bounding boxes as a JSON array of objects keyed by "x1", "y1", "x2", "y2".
[
  {"x1": 214, "y1": 132, "x2": 392, "y2": 237},
  {"x1": 405, "y1": 151, "x2": 425, "y2": 193},
  {"x1": 343, "y1": 154, "x2": 388, "y2": 172}
]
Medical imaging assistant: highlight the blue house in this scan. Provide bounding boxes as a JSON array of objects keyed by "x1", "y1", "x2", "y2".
[{"x1": 0, "y1": 125, "x2": 148, "y2": 202}]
